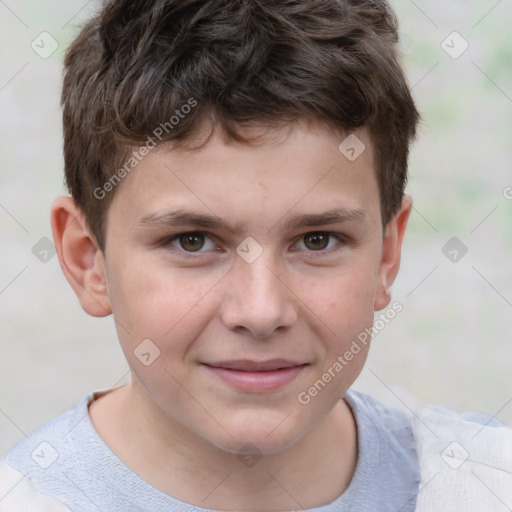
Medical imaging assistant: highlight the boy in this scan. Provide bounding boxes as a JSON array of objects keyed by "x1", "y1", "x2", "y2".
[{"x1": 1, "y1": 0, "x2": 511, "y2": 510}]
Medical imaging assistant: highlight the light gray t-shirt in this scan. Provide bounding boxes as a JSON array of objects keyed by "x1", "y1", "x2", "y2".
[{"x1": 2, "y1": 389, "x2": 420, "y2": 511}]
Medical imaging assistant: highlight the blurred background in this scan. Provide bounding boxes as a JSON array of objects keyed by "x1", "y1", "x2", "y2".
[{"x1": 1, "y1": 1, "x2": 511, "y2": 460}]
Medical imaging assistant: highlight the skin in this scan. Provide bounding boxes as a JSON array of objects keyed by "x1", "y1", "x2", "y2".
[{"x1": 51, "y1": 119, "x2": 411, "y2": 510}]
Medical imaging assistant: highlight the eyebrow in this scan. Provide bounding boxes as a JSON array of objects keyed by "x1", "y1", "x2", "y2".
[{"x1": 136, "y1": 207, "x2": 367, "y2": 233}]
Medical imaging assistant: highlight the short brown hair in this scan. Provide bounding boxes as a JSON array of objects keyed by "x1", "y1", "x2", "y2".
[{"x1": 62, "y1": 0, "x2": 419, "y2": 252}]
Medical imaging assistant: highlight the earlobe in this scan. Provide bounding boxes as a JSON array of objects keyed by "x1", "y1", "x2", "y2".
[
  {"x1": 50, "y1": 196, "x2": 112, "y2": 317},
  {"x1": 374, "y1": 195, "x2": 412, "y2": 311}
]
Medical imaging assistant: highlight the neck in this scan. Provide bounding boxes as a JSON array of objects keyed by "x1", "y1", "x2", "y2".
[{"x1": 89, "y1": 383, "x2": 358, "y2": 510}]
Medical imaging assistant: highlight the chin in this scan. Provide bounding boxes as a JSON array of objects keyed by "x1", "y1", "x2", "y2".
[
  {"x1": 205, "y1": 409, "x2": 310, "y2": 457},
  {"x1": 215, "y1": 433, "x2": 300, "y2": 459}
]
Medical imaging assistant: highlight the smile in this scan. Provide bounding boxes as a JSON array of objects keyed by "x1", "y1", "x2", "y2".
[{"x1": 202, "y1": 360, "x2": 309, "y2": 393}]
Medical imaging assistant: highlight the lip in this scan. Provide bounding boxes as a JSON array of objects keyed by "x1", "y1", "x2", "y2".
[
  {"x1": 202, "y1": 360, "x2": 308, "y2": 393},
  {"x1": 207, "y1": 359, "x2": 304, "y2": 372}
]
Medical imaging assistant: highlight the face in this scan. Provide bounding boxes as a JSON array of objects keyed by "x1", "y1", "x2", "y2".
[{"x1": 84, "y1": 121, "x2": 403, "y2": 455}]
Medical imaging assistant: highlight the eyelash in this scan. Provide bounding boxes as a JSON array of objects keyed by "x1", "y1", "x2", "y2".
[{"x1": 160, "y1": 231, "x2": 349, "y2": 257}]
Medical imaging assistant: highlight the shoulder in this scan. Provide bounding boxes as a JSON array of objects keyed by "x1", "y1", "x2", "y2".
[
  {"x1": 0, "y1": 462, "x2": 71, "y2": 511},
  {"x1": 345, "y1": 388, "x2": 414, "y2": 436},
  {"x1": 4, "y1": 392, "x2": 91, "y2": 476},
  {"x1": 345, "y1": 389, "x2": 418, "y2": 457},
  {"x1": 344, "y1": 389, "x2": 420, "y2": 511},
  {"x1": 412, "y1": 404, "x2": 512, "y2": 512},
  {"x1": 1, "y1": 390, "x2": 105, "y2": 511},
  {"x1": 346, "y1": 390, "x2": 512, "y2": 510}
]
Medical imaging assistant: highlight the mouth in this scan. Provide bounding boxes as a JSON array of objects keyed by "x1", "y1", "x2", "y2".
[
  {"x1": 202, "y1": 359, "x2": 309, "y2": 393},
  {"x1": 206, "y1": 359, "x2": 306, "y2": 372}
]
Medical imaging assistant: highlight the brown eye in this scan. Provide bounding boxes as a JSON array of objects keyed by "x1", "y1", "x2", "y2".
[
  {"x1": 163, "y1": 232, "x2": 218, "y2": 256},
  {"x1": 178, "y1": 233, "x2": 205, "y2": 252},
  {"x1": 302, "y1": 233, "x2": 330, "y2": 251},
  {"x1": 294, "y1": 232, "x2": 347, "y2": 254}
]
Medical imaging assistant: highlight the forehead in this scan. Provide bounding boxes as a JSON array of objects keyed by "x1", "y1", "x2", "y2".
[{"x1": 106, "y1": 121, "x2": 381, "y2": 235}]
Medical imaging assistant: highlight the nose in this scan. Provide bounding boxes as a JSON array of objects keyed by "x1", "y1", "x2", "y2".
[{"x1": 220, "y1": 253, "x2": 298, "y2": 338}]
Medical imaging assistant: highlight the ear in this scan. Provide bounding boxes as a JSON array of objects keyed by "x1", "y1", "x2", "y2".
[
  {"x1": 374, "y1": 195, "x2": 412, "y2": 311},
  {"x1": 50, "y1": 196, "x2": 112, "y2": 317}
]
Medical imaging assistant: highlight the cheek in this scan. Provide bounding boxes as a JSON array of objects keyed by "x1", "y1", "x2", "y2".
[
  {"x1": 106, "y1": 255, "x2": 224, "y2": 350},
  {"x1": 318, "y1": 260, "x2": 378, "y2": 328},
  {"x1": 311, "y1": 259, "x2": 377, "y2": 373}
]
